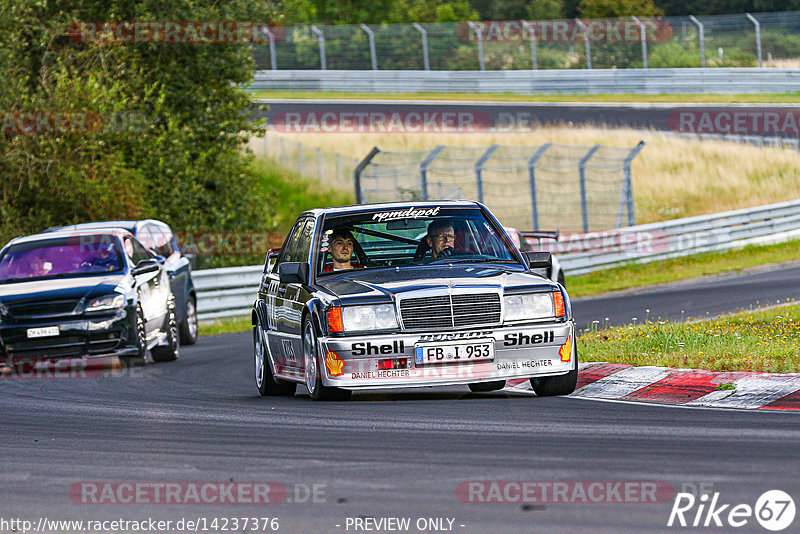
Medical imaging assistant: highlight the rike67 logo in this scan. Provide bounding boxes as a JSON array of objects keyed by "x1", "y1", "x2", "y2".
[{"x1": 668, "y1": 489, "x2": 795, "y2": 531}]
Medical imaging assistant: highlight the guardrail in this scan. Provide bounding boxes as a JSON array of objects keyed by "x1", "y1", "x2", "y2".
[
  {"x1": 553, "y1": 199, "x2": 800, "y2": 275},
  {"x1": 249, "y1": 68, "x2": 800, "y2": 95},
  {"x1": 194, "y1": 199, "x2": 800, "y2": 320}
]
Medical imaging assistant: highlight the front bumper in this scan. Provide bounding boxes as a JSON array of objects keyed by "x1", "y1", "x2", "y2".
[
  {"x1": 320, "y1": 321, "x2": 576, "y2": 389},
  {"x1": 0, "y1": 307, "x2": 139, "y2": 364}
]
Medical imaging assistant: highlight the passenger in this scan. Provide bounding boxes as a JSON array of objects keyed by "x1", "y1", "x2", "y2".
[
  {"x1": 425, "y1": 220, "x2": 456, "y2": 259},
  {"x1": 323, "y1": 228, "x2": 361, "y2": 272}
]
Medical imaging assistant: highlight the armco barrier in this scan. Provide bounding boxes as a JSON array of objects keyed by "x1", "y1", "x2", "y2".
[
  {"x1": 249, "y1": 68, "x2": 800, "y2": 95},
  {"x1": 195, "y1": 199, "x2": 800, "y2": 320},
  {"x1": 554, "y1": 198, "x2": 800, "y2": 275}
]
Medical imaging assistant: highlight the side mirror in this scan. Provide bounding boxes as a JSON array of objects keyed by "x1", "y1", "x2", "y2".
[
  {"x1": 133, "y1": 258, "x2": 160, "y2": 276},
  {"x1": 278, "y1": 262, "x2": 309, "y2": 285},
  {"x1": 523, "y1": 251, "x2": 552, "y2": 270}
]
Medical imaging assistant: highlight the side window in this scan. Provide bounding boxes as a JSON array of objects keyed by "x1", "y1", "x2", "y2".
[
  {"x1": 151, "y1": 224, "x2": 174, "y2": 257},
  {"x1": 274, "y1": 219, "x2": 306, "y2": 270},
  {"x1": 294, "y1": 218, "x2": 315, "y2": 263},
  {"x1": 129, "y1": 237, "x2": 152, "y2": 264},
  {"x1": 136, "y1": 227, "x2": 154, "y2": 251}
]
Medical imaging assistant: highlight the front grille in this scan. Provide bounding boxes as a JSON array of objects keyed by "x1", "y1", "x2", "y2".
[
  {"x1": 399, "y1": 293, "x2": 501, "y2": 330},
  {"x1": 6, "y1": 336, "x2": 85, "y2": 359},
  {"x1": 6, "y1": 299, "x2": 80, "y2": 319}
]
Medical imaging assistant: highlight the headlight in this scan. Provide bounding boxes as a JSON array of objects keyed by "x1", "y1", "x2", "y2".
[
  {"x1": 503, "y1": 292, "x2": 563, "y2": 322},
  {"x1": 85, "y1": 293, "x2": 126, "y2": 312},
  {"x1": 341, "y1": 304, "x2": 398, "y2": 332}
]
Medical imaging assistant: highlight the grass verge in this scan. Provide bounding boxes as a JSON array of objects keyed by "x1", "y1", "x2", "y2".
[
  {"x1": 568, "y1": 239, "x2": 800, "y2": 298},
  {"x1": 579, "y1": 303, "x2": 800, "y2": 373},
  {"x1": 253, "y1": 158, "x2": 353, "y2": 235},
  {"x1": 200, "y1": 316, "x2": 252, "y2": 336},
  {"x1": 251, "y1": 90, "x2": 800, "y2": 104}
]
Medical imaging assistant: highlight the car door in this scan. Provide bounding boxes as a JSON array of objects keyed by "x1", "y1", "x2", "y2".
[
  {"x1": 127, "y1": 236, "x2": 167, "y2": 335},
  {"x1": 265, "y1": 219, "x2": 306, "y2": 375},
  {"x1": 147, "y1": 223, "x2": 190, "y2": 323}
]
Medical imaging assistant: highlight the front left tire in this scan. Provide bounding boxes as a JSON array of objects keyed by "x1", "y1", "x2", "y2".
[
  {"x1": 151, "y1": 304, "x2": 179, "y2": 362},
  {"x1": 254, "y1": 324, "x2": 296, "y2": 397}
]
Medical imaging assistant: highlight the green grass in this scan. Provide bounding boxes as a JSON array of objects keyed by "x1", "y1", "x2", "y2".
[
  {"x1": 579, "y1": 303, "x2": 800, "y2": 373},
  {"x1": 250, "y1": 90, "x2": 800, "y2": 104},
  {"x1": 200, "y1": 316, "x2": 252, "y2": 336},
  {"x1": 253, "y1": 158, "x2": 353, "y2": 235},
  {"x1": 568, "y1": 239, "x2": 800, "y2": 298}
]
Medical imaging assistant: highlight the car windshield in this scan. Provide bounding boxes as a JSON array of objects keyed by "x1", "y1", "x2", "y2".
[
  {"x1": 317, "y1": 206, "x2": 520, "y2": 275},
  {"x1": 0, "y1": 236, "x2": 124, "y2": 283}
]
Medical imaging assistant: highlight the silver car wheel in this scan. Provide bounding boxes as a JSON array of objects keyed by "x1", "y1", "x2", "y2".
[
  {"x1": 187, "y1": 299, "x2": 198, "y2": 339},
  {"x1": 304, "y1": 322, "x2": 318, "y2": 395},
  {"x1": 254, "y1": 326, "x2": 265, "y2": 388}
]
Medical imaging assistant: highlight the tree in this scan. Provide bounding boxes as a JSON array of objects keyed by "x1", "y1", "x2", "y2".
[
  {"x1": 0, "y1": 0, "x2": 271, "y2": 246},
  {"x1": 578, "y1": 0, "x2": 664, "y2": 18}
]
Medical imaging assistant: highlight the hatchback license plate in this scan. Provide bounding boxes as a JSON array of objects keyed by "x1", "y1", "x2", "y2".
[
  {"x1": 415, "y1": 340, "x2": 494, "y2": 365},
  {"x1": 27, "y1": 326, "x2": 60, "y2": 338}
]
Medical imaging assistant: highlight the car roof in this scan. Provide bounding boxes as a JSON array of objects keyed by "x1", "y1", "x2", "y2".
[
  {"x1": 6, "y1": 228, "x2": 134, "y2": 247},
  {"x1": 44, "y1": 219, "x2": 169, "y2": 234},
  {"x1": 301, "y1": 200, "x2": 483, "y2": 218}
]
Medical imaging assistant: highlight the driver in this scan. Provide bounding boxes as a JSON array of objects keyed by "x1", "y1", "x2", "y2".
[
  {"x1": 323, "y1": 228, "x2": 361, "y2": 272},
  {"x1": 91, "y1": 243, "x2": 119, "y2": 271},
  {"x1": 425, "y1": 220, "x2": 456, "y2": 259}
]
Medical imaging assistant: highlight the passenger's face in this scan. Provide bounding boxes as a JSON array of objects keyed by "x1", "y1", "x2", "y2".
[
  {"x1": 330, "y1": 237, "x2": 354, "y2": 264},
  {"x1": 427, "y1": 226, "x2": 455, "y2": 257}
]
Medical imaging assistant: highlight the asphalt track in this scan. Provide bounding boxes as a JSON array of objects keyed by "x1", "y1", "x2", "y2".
[
  {"x1": 573, "y1": 262, "x2": 800, "y2": 331},
  {"x1": 1, "y1": 265, "x2": 799, "y2": 533}
]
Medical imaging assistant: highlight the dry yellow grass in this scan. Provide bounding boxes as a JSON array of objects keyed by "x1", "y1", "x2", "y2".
[{"x1": 255, "y1": 127, "x2": 800, "y2": 223}]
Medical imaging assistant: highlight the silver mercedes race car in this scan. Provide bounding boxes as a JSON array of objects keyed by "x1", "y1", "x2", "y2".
[{"x1": 251, "y1": 200, "x2": 577, "y2": 401}]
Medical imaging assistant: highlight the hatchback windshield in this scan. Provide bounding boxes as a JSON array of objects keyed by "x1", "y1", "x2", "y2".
[
  {"x1": 0, "y1": 236, "x2": 124, "y2": 283},
  {"x1": 317, "y1": 206, "x2": 520, "y2": 275}
]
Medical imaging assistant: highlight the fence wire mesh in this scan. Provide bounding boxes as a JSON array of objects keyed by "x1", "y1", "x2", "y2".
[
  {"x1": 356, "y1": 143, "x2": 644, "y2": 232},
  {"x1": 247, "y1": 134, "x2": 361, "y2": 192},
  {"x1": 252, "y1": 10, "x2": 800, "y2": 71}
]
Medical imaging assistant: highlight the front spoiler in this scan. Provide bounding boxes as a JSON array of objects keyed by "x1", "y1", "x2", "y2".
[{"x1": 319, "y1": 321, "x2": 576, "y2": 390}]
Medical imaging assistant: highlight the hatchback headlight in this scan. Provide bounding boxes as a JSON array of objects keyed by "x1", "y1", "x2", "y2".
[
  {"x1": 504, "y1": 292, "x2": 563, "y2": 322},
  {"x1": 85, "y1": 293, "x2": 126, "y2": 312},
  {"x1": 341, "y1": 304, "x2": 398, "y2": 332}
]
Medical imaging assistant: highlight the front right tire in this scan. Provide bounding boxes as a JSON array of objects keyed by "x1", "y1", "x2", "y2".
[{"x1": 303, "y1": 318, "x2": 351, "y2": 401}]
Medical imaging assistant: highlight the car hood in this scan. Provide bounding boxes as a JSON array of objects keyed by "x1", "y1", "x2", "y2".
[
  {"x1": 316, "y1": 264, "x2": 555, "y2": 300},
  {"x1": 0, "y1": 274, "x2": 128, "y2": 306}
]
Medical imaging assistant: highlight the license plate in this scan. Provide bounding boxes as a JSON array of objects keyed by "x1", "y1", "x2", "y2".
[
  {"x1": 27, "y1": 326, "x2": 59, "y2": 338},
  {"x1": 415, "y1": 340, "x2": 494, "y2": 365}
]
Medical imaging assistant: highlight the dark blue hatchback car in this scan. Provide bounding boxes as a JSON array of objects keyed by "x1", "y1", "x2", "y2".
[{"x1": 46, "y1": 220, "x2": 197, "y2": 345}]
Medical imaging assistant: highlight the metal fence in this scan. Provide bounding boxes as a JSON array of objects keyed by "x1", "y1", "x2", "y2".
[
  {"x1": 354, "y1": 143, "x2": 644, "y2": 232},
  {"x1": 252, "y1": 11, "x2": 800, "y2": 71},
  {"x1": 194, "y1": 199, "x2": 800, "y2": 320},
  {"x1": 247, "y1": 134, "x2": 360, "y2": 190}
]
